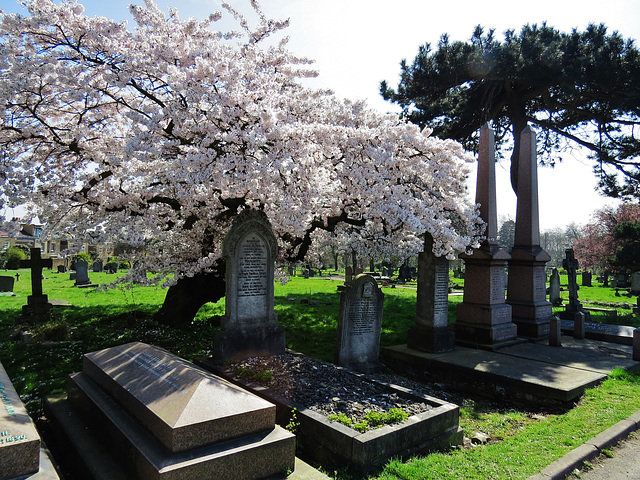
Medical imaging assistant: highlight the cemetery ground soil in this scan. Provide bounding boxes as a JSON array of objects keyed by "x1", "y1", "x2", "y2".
[{"x1": 1, "y1": 271, "x2": 640, "y2": 479}]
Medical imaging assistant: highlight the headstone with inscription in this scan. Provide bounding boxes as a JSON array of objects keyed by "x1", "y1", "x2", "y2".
[
  {"x1": 0, "y1": 276, "x2": 14, "y2": 293},
  {"x1": 549, "y1": 268, "x2": 562, "y2": 306},
  {"x1": 44, "y1": 342, "x2": 295, "y2": 480},
  {"x1": 408, "y1": 234, "x2": 455, "y2": 353},
  {"x1": 506, "y1": 126, "x2": 552, "y2": 338},
  {"x1": 214, "y1": 210, "x2": 285, "y2": 362},
  {"x1": 335, "y1": 275, "x2": 385, "y2": 373},
  {"x1": 0, "y1": 362, "x2": 41, "y2": 480},
  {"x1": 74, "y1": 259, "x2": 97, "y2": 288},
  {"x1": 19, "y1": 248, "x2": 53, "y2": 322},
  {"x1": 454, "y1": 124, "x2": 517, "y2": 347}
]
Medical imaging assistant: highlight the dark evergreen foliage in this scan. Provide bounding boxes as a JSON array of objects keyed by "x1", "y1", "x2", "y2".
[{"x1": 381, "y1": 23, "x2": 640, "y2": 198}]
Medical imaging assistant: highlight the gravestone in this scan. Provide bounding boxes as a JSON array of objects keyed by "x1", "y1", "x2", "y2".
[
  {"x1": 634, "y1": 297, "x2": 639, "y2": 315},
  {"x1": 56, "y1": 265, "x2": 66, "y2": 274},
  {"x1": 574, "y1": 311, "x2": 586, "y2": 340},
  {"x1": 0, "y1": 276, "x2": 14, "y2": 293},
  {"x1": 92, "y1": 260, "x2": 103, "y2": 273},
  {"x1": 454, "y1": 124, "x2": 517, "y2": 347},
  {"x1": 398, "y1": 262, "x2": 411, "y2": 282},
  {"x1": 74, "y1": 259, "x2": 97, "y2": 288},
  {"x1": 549, "y1": 316, "x2": 562, "y2": 347},
  {"x1": 630, "y1": 272, "x2": 640, "y2": 295},
  {"x1": 214, "y1": 210, "x2": 285, "y2": 362},
  {"x1": 44, "y1": 342, "x2": 295, "y2": 480},
  {"x1": 344, "y1": 266, "x2": 354, "y2": 283},
  {"x1": 335, "y1": 274, "x2": 385, "y2": 373},
  {"x1": 408, "y1": 233, "x2": 455, "y2": 353},
  {"x1": 582, "y1": 271, "x2": 593, "y2": 287},
  {"x1": 549, "y1": 268, "x2": 562, "y2": 306},
  {"x1": 19, "y1": 248, "x2": 53, "y2": 322},
  {"x1": 506, "y1": 126, "x2": 552, "y2": 338},
  {"x1": 559, "y1": 249, "x2": 590, "y2": 320},
  {"x1": 107, "y1": 262, "x2": 118, "y2": 274},
  {"x1": 0, "y1": 361, "x2": 41, "y2": 480}
]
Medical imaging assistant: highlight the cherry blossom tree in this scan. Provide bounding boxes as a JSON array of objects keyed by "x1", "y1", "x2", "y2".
[
  {"x1": 0, "y1": 0, "x2": 483, "y2": 326},
  {"x1": 574, "y1": 204, "x2": 640, "y2": 275}
]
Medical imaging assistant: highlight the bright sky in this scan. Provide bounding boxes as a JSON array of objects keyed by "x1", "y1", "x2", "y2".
[{"x1": 3, "y1": 0, "x2": 639, "y2": 230}]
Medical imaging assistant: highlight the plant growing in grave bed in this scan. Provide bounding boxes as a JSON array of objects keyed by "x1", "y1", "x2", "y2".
[
  {"x1": 328, "y1": 407, "x2": 410, "y2": 433},
  {"x1": 234, "y1": 366, "x2": 275, "y2": 383}
]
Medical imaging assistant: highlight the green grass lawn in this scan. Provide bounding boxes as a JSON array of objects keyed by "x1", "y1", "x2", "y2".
[{"x1": 1, "y1": 269, "x2": 640, "y2": 480}]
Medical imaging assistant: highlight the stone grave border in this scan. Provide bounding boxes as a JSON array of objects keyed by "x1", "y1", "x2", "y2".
[{"x1": 197, "y1": 353, "x2": 461, "y2": 473}]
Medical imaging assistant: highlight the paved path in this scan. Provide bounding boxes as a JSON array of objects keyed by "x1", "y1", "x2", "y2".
[{"x1": 570, "y1": 435, "x2": 640, "y2": 480}]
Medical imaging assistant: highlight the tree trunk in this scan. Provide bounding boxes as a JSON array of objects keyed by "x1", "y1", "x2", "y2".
[{"x1": 154, "y1": 268, "x2": 226, "y2": 327}]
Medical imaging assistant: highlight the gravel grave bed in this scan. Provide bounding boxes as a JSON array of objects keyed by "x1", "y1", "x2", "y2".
[{"x1": 230, "y1": 352, "x2": 449, "y2": 427}]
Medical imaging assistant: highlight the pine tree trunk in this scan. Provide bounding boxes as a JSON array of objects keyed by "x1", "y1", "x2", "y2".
[{"x1": 153, "y1": 268, "x2": 226, "y2": 327}]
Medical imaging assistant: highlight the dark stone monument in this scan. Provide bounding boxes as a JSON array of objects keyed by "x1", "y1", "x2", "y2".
[
  {"x1": 57, "y1": 265, "x2": 67, "y2": 274},
  {"x1": 92, "y1": 260, "x2": 103, "y2": 273},
  {"x1": 0, "y1": 361, "x2": 42, "y2": 480},
  {"x1": 407, "y1": 234, "x2": 455, "y2": 353},
  {"x1": 634, "y1": 328, "x2": 640, "y2": 361},
  {"x1": 19, "y1": 248, "x2": 53, "y2": 322},
  {"x1": 0, "y1": 276, "x2": 14, "y2": 293},
  {"x1": 454, "y1": 124, "x2": 517, "y2": 347},
  {"x1": 582, "y1": 271, "x2": 593, "y2": 287},
  {"x1": 335, "y1": 274, "x2": 385, "y2": 373},
  {"x1": 630, "y1": 272, "x2": 640, "y2": 295},
  {"x1": 549, "y1": 316, "x2": 562, "y2": 347},
  {"x1": 559, "y1": 249, "x2": 590, "y2": 321},
  {"x1": 74, "y1": 259, "x2": 97, "y2": 288},
  {"x1": 44, "y1": 342, "x2": 295, "y2": 480},
  {"x1": 549, "y1": 268, "x2": 562, "y2": 306},
  {"x1": 506, "y1": 126, "x2": 552, "y2": 338},
  {"x1": 214, "y1": 210, "x2": 285, "y2": 362},
  {"x1": 574, "y1": 311, "x2": 586, "y2": 340}
]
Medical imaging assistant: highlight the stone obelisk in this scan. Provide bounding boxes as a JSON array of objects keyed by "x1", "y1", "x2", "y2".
[
  {"x1": 506, "y1": 126, "x2": 552, "y2": 338},
  {"x1": 454, "y1": 124, "x2": 518, "y2": 347}
]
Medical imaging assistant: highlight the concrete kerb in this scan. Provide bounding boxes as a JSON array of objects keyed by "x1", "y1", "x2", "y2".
[{"x1": 527, "y1": 410, "x2": 640, "y2": 480}]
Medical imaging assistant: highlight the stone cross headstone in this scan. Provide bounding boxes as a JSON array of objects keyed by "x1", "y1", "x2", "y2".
[
  {"x1": 408, "y1": 233, "x2": 455, "y2": 353},
  {"x1": 214, "y1": 210, "x2": 285, "y2": 362},
  {"x1": 74, "y1": 259, "x2": 95, "y2": 287},
  {"x1": 345, "y1": 266, "x2": 353, "y2": 283},
  {"x1": 506, "y1": 126, "x2": 552, "y2": 338},
  {"x1": 582, "y1": 271, "x2": 593, "y2": 287},
  {"x1": 0, "y1": 276, "x2": 14, "y2": 293},
  {"x1": 630, "y1": 272, "x2": 640, "y2": 295},
  {"x1": 559, "y1": 249, "x2": 589, "y2": 320},
  {"x1": 549, "y1": 268, "x2": 562, "y2": 306},
  {"x1": 335, "y1": 274, "x2": 385, "y2": 373},
  {"x1": 0, "y1": 361, "x2": 41, "y2": 479},
  {"x1": 454, "y1": 124, "x2": 517, "y2": 346},
  {"x1": 19, "y1": 248, "x2": 53, "y2": 322}
]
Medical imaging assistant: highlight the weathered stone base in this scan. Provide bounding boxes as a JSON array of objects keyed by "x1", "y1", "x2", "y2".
[
  {"x1": 214, "y1": 325, "x2": 286, "y2": 362},
  {"x1": 454, "y1": 302, "x2": 517, "y2": 346},
  {"x1": 0, "y1": 362, "x2": 42, "y2": 480},
  {"x1": 558, "y1": 307, "x2": 592, "y2": 322},
  {"x1": 20, "y1": 295, "x2": 53, "y2": 323},
  {"x1": 407, "y1": 325, "x2": 455, "y2": 353}
]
